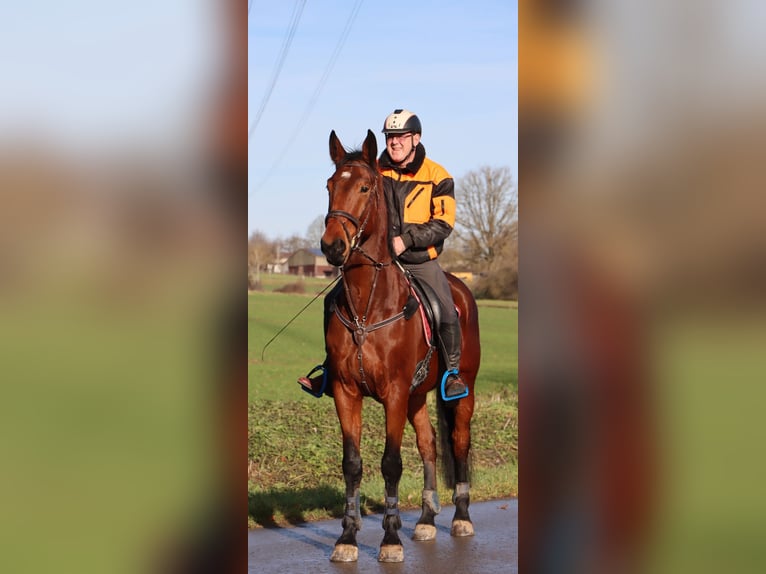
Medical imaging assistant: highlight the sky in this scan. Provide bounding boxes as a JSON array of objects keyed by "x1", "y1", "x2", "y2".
[{"x1": 248, "y1": 0, "x2": 518, "y2": 239}]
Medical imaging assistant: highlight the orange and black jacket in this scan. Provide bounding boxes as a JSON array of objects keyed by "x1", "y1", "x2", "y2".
[{"x1": 379, "y1": 143, "x2": 456, "y2": 264}]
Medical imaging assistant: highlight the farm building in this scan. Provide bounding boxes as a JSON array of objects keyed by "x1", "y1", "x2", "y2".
[
  {"x1": 266, "y1": 256, "x2": 288, "y2": 274},
  {"x1": 286, "y1": 248, "x2": 338, "y2": 278}
]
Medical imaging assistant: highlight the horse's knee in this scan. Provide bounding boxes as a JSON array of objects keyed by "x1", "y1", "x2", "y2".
[
  {"x1": 416, "y1": 426, "x2": 437, "y2": 455},
  {"x1": 342, "y1": 442, "x2": 363, "y2": 481},
  {"x1": 381, "y1": 449, "x2": 402, "y2": 481},
  {"x1": 451, "y1": 429, "x2": 472, "y2": 460}
]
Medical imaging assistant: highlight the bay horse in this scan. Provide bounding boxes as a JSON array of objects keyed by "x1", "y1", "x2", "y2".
[{"x1": 320, "y1": 129, "x2": 481, "y2": 563}]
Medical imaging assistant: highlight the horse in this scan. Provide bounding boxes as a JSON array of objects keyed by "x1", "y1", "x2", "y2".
[{"x1": 319, "y1": 129, "x2": 481, "y2": 563}]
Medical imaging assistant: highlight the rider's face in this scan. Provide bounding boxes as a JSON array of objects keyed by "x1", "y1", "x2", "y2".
[{"x1": 386, "y1": 132, "x2": 420, "y2": 165}]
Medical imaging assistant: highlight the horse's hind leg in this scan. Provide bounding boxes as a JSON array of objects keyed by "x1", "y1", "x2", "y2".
[
  {"x1": 408, "y1": 394, "x2": 440, "y2": 541},
  {"x1": 330, "y1": 393, "x2": 364, "y2": 563},
  {"x1": 378, "y1": 399, "x2": 408, "y2": 562},
  {"x1": 450, "y1": 392, "x2": 476, "y2": 537}
]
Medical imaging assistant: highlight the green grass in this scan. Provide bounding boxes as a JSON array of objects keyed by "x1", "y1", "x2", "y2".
[
  {"x1": 252, "y1": 273, "x2": 335, "y2": 293},
  {"x1": 248, "y1": 281, "x2": 517, "y2": 528},
  {"x1": 248, "y1": 284, "x2": 517, "y2": 400}
]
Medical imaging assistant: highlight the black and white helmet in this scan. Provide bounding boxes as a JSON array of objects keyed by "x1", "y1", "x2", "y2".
[{"x1": 382, "y1": 109, "x2": 422, "y2": 135}]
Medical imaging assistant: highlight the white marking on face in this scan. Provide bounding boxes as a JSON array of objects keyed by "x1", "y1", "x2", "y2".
[{"x1": 340, "y1": 171, "x2": 351, "y2": 179}]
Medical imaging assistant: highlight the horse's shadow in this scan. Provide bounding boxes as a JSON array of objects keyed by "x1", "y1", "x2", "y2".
[
  {"x1": 249, "y1": 485, "x2": 451, "y2": 559},
  {"x1": 249, "y1": 485, "x2": 386, "y2": 528}
]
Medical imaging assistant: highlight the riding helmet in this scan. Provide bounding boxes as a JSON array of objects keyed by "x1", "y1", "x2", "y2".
[{"x1": 382, "y1": 109, "x2": 422, "y2": 135}]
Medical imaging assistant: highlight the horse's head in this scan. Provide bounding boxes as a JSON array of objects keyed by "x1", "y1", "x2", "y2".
[{"x1": 321, "y1": 129, "x2": 381, "y2": 267}]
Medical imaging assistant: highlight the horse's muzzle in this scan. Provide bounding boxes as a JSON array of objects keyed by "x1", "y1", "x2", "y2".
[{"x1": 321, "y1": 237, "x2": 347, "y2": 267}]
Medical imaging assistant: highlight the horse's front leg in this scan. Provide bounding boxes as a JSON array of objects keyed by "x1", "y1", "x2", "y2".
[
  {"x1": 408, "y1": 393, "x2": 440, "y2": 541},
  {"x1": 378, "y1": 398, "x2": 408, "y2": 562},
  {"x1": 451, "y1": 392, "x2": 476, "y2": 537},
  {"x1": 329, "y1": 389, "x2": 364, "y2": 563}
]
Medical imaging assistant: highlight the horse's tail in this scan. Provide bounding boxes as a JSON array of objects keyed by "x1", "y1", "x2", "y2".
[{"x1": 436, "y1": 393, "x2": 472, "y2": 489}]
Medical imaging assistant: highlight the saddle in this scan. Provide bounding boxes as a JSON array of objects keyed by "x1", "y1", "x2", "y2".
[{"x1": 404, "y1": 276, "x2": 441, "y2": 347}]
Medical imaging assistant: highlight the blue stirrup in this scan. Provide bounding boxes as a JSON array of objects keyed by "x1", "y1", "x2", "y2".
[
  {"x1": 301, "y1": 364, "x2": 328, "y2": 398},
  {"x1": 440, "y1": 369, "x2": 469, "y2": 401}
]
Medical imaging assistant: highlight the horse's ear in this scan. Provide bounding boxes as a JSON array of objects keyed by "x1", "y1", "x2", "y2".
[
  {"x1": 362, "y1": 129, "x2": 378, "y2": 168},
  {"x1": 329, "y1": 130, "x2": 345, "y2": 165}
]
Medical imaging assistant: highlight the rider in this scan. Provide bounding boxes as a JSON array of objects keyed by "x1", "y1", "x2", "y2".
[{"x1": 297, "y1": 109, "x2": 467, "y2": 398}]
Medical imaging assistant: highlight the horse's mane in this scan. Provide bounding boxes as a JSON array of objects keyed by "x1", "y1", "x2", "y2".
[
  {"x1": 336, "y1": 148, "x2": 391, "y2": 222},
  {"x1": 337, "y1": 149, "x2": 366, "y2": 167}
]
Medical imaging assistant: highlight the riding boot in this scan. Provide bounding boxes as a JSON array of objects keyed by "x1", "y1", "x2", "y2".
[
  {"x1": 297, "y1": 282, "x2": 341, "y2": 398},
  {"x1": 439, "y1": 321, "x2": 466, "y2": 397}
]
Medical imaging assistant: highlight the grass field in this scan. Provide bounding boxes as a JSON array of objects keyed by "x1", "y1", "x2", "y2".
[{"x1": 248, "y1": 274, "x2": 517, "y2": 528}]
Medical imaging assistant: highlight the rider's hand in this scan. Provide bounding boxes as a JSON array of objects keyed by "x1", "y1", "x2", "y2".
[{"x1": 392, "y1": 236, "x2": 406, "y2": 256}]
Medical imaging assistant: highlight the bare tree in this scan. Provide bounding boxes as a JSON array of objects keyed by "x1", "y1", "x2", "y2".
[
  {"x1": 248, "y1": 230, "x2": 275, "y2": 287},
  {"x1": 454, "y1": 166, "x2": 517, "y2": 272},
  {"x1": 279, "y1": 234, "x2": 312, "y2": 257},
  {"x1": 305, "y1": 214, "x2": 325, "y2": 249},
  {"x1": 438, "y1": 243, "x2": 471, "y2": 271}
]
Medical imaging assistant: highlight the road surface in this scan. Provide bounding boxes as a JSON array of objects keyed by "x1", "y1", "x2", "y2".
[{"x1": 248, "y1": 498, "x2": 517, "y2": 573}]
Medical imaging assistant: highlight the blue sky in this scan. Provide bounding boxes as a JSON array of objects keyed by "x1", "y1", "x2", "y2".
[{"x1": 248, "y1": 0, "x2": 518, "y2": 238}]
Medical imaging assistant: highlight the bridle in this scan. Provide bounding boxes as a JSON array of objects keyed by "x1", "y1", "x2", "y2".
[
  {"x1": 324, "y1": 160, "x2": 407, "y2": 395},
  {"x1": 324, "y1": 162, "x2": 383, "y2": 267}
]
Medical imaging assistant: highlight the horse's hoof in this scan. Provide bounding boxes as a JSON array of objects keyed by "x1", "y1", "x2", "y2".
[
  {"x1": 412, "y1": 524, "x2": 437, "y2": 541},
  {"x1": 330, "y1": 544, "x2": 358, "y2": 562},
  {"x1": 451, "y1": 520, "x2": 475, "y2": 537},
  {"x1": 378, "y1": 544, "x2": 404, "y2": 562}
]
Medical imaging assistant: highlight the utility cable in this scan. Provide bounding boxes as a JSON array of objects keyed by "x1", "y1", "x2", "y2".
[
  {"x1": 248, "y1": 0, "x2": 307, "y2": 139},
  {"x1": 249, "y1": 0, "x2": 364, "y2": 197}
]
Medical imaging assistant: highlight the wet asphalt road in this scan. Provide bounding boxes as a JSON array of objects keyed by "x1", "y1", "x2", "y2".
[{"x1": 248, "y1": 498, "x2": 517, "y2": 573}]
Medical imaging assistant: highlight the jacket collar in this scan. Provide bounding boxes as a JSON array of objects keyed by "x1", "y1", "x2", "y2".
[{"x1": 379, "y1": 143, "x2": 426, "y2": 175}]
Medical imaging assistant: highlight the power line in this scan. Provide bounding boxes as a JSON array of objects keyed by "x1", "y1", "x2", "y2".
[
  {"x1": 248, "y1": 0, "x2": 307, "y2": 139},
  {"x1": 249, "y1": 0, "x2": 365, "y2": 197},
  {"x1": 248, "y1": 0, "x2": 254, "y2": 16}
]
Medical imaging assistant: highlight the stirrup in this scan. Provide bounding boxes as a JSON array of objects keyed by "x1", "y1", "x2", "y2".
[
  {"x1": 440, "y1": 369, "x2": 469, "y2": 401},
  {"x1": 299, "y1": 364, "x2": 327, "y2": 398}
]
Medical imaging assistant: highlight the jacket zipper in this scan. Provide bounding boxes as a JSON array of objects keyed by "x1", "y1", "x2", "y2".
[{"x1": 406, "y1": 187, "x2": 425, "y2": 208}]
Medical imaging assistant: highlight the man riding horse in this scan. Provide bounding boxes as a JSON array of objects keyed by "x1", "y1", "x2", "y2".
[{"x1": 298, "y1": 109, "x2": 467, "y2": 399}]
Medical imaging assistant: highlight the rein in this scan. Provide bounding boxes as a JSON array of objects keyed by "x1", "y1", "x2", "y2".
[{"x1": 260, "y1": 274, "x2": 342, "y2": 361}]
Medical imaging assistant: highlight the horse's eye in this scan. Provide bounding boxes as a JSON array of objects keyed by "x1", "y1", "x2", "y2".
[{"x1": 360, "y1": 185, "x2": 369, "y2": 193}]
